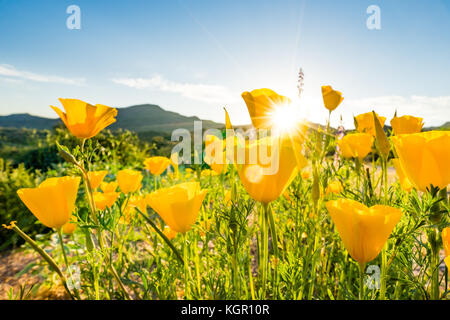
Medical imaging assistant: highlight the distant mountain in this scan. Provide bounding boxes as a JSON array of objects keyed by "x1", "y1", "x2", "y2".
[
  {"x1": 423, "y1": 121, "x2": 450, "y2": 131},
  {"x1": 0, "y1": 113, "x2": 59, "y2": 130},
  {"x1": 0, "y1": 104, "x2": 224, "y2": 133},
  {"x1": 110, "y1": 104, "x2": 223, "y2": 133}
]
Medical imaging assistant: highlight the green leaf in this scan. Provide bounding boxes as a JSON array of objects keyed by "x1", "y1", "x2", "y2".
[{"x1": 56, "y1": 142, "x2": 79, "y2": 165}]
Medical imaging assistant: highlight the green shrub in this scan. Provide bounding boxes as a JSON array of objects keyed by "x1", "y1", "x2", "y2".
[{"x1": 0, "y1": 158, "x2": 50, "y2": 250}]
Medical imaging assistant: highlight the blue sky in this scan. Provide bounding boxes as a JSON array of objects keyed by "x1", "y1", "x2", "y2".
[{"x1": 0, "y1": 0, "x2": 449, "y2": 128}]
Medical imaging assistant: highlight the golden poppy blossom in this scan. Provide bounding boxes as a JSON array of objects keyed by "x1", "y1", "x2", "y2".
[
  {"x1": 120, "y1": 195, "x2": 147, "y2": 224},
  {"x1": 325, "y1": 180, "x2": 344, "y2": 195},
  {"x1": 391, "y1": 159, "x2": 413, "y2": 192},
  {"x1": 241, "y1": 88, "x2": 292, "y2": 129},
  {"x1": 355, "y1": 112, "x2": 386, "y2": 137},
  {"x1": 117, "y1": 169, "x2": 143, "y2": 194},
  {"x1": 326, "y1": 199, "x2": 402, "y2": 264},
  {"x1": 17, "y1": 176, "x2": 81, "y2": 229},
  {"x1": 163, "y1": 225, "x2": 177, "y2": 240},
  {"x1": 100, "y1": 181, "x2": 118, "y2": 193},
  {"x1": 321, "y1": 85, "x2": 344, "y2": 111},
  {"x1": 201, "y1": 169, "x2": 219, "y2": 177},
  {"x1": 337, "y1": 133, "x2": 374, "y2": 160},
  {"x1": 390, "y1": 115, "x2": 424, "y2": 135},
  {"x1": 443, "y1": 228, "x2": 450, "y2": 268},
  {"x1": 224, "y1": 97, "x2": 307, "y2": 204},
  {"x1": 204, "y1": 135, "x2": 228, "y2": 174},
  {"x1": 224, "y1": 190, "x2": 232, "y2": 206},
  {"x1": 51, "y1": 98, "x2": 117, "y2": 139},
  {"x1": 62, "y1": 216, "x2": 77, "y2": 234},
  {"x1": 236, "y1": 136, "x2": 307, "y2": 204},
  {"x1": 301, "y1": 170, "x2": 311, "y2": 180},
  {"x1": 205, "y1": 155, "x2": 227, "y2": 174},
  {"x1": 392, "y1": 131, "x2": 450, "y2": 192},
  {"x1": 143, "y1": 156, "x2": 171, "y2": 176},
  {"x1": 146, "y1": 182, "x2": 207, "y2": 233},
  {"x1": 87, "y1": 170, "x2": 108, "y2": 190},
  {"x1": 93, "y1": 191, "x2": 119, "y2": 210}
]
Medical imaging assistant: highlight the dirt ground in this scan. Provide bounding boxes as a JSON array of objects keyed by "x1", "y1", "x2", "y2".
[{"x1": 0, "y1": 249, "x2": 69, "y2": 300}]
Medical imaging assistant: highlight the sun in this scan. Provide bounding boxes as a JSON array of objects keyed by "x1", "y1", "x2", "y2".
[{"x1": 270, "y1": 103, "x2": 304, "y2": 133}]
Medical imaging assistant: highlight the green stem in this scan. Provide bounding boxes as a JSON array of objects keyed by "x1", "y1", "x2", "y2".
[
  {"x1": 430, "y1": 228, "x2": 440, "y2": 300},
  {"x1": 260, "y1": 202, "x2": 269, "y2": 299},
  {"x1": 359, "y1": 263, "x2": 366, "y2": 300},
  {"x1": 232, "y1": 248, "x2": 239, "y2": 297},
  {"x1": 355, "y1": 158, "x2": 362, "y2": 192},
  {"x1": 382, "y1": 157, "x2": 388, "y2": 203},
  {"x1": 266, "y1": 203, "x2": 279, "y2": 298},
  {"x1": 248, "y1": 244, "x2": 256, "y2": 300},
  {"x1": 57, "y1": 229, "x2": 70, "y2": 269},
  {"x1": 137, "y1": 208, "x2": 184, "y2": 265},
  {"x1": 110, "y1": 264, "x2": 132, "y2": 300},
  {"x1": 380, "y1": 246, "x2": 387, "y2": 300},
  {"x1": 184, "y1": 233, "x2": 190, "y2": 299},
  {"x1": 57, "y1": 228, "x2": 81, "y2": 299}
]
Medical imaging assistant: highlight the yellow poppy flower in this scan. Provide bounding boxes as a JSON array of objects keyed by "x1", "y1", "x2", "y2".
[
  {"x1": 100, "y1": 181, "x2": 118, "y2": 193},
  {"x1": 204, "y1": 135, "x2": 228, "y2": 174},
  {"x1": 204, "y1": 149, "x2": 227, "y2": 174},
  {"x1": 163, "y1": 225, "x2": 177, "y2": 240},
  {"x1": 17, "y1": 176, "x2": 81, "y2": 229},
  {"x1": 326, "y1": 199, "x2": 403, "y2": 264},
  {"x1": 355, "y1": 112, "x2": 386, "y2": 136},
  {"x1": 184, "y1": 168, "x2": 193, "y2": 179},
  {"x1": 391, "y1": 159, "x2": 413, "y2": 192},
  {"x1": 443, "y1": 228, "x2": 450, "y2": 268},
  {"x1": 143, "y1": 156, "x2": 171, "y2": 176},
  {"x1": 93, "y1": 191, "x2": 119, "y2": 210},
  {"x1": 51, "y1": 98, "x2": 117, "y2": 139},
  {"x1": 201, "y1": 169, "x2": 219, "y2": 177},
  {"x1": 62, "y1": 216, "x2": 77, "y2": 234},
  {"x1": 146, "y1": 182, "x2": 207, "y2": 233},
  {"x1": 325, "y1": 180, "x2": 344, "y2": 195},
  {"x1": 87, "y1": 170, "x2": 108, "y2": 190},
  {"x1": 392, "y1": 131, "x2": 450, "y2": 192},
  {"x1": 321, "y1": 85, "x2": 344, "y2": 111},
  {"x1": 199, "y1": 218, "x2": 212, "y2": 237},
  {"x1": 121, "y1": 195, "x2": 147, "y2": 224},
  {"x1": 390, "y1": 115, "x2": 424, "y2": 135},
  {"x1": 301, "y1": 170, "x2": 311, "y2": 180},
  {"x1": 205, "y1": 134, "x2": 225, "y2": 151},
  {"x1": 337, "y1": 133, "x2": 374, "y2": 160},
  {"x1": 241, "y1": 88, "x2": 291, "y2": 129},
  {"x1": 117, "y1": 169, "x2": 143, "y2": 194},
  {"x1": 236, "y1": 136, "x2": 307, "y2": 204},
  {"x1": 205, "y1": 157, "x2": 227, "y2": 174},
  {"x1": 224, "y1": 190, "x2": 232, "y2": 206}
]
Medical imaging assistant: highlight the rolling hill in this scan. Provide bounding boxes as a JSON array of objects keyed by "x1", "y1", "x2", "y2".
[
  {"x1": 0, "y1": 104, "x2": 224, "y2": 133},
  {"x1": 0, "y1": 113, "x2": 59, "y2": 130}
]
